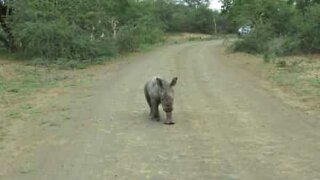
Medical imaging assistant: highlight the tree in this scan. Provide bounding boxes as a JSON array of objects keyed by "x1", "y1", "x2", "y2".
[
  {"x1": 0, "y1": 0, "x2": 16, "y2": 51},
  {"x1": 298, "y1": 4, "x2": 320, "y2": 52},
  {"x1": 295, "y1": 0, "x2": 320, "y2": 12},
  {"x1": 183, "y1": 0, "x2": 210, "y2": 7},
  {"x1": 220, "y1": 0, "x2": 233, "y2": 14},
  {"x1": 1, "y1": 0, "x2": 230, "y2": 62},
  {"x1": 7, "y1": 0, "x2": 164, "y2": 60}
]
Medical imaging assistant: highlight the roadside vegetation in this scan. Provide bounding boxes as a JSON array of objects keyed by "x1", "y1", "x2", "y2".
[
  {"x1": 271, "y1": 55, "x2": 320, "y2": 111},
  {"x1": 220, "y1": 0, "x2": 320, "y2": 110},
  {"x1": 220, "y1": 0, "x2": 320, "y2": 55},
  {"x1": 0, "y1": 0, "x2": 225, "y2": 65}
]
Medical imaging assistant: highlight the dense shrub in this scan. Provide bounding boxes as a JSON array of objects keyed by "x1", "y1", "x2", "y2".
[
  {"x1": 117, "y1": 16, "x2": 164, "y2": 52},
  {"x1": 5, "y1": 0, "x2": 164, "y2": 62},
  {"x1": 0, "y1": 29, "x2": 9, "y2": 48},
  {"x1": 233, "y1": 23, "x2": 274, "y2": 54},
  {"x1": 298, "y1": 4, "x2": 320, "y2": 53},
  {"x1": 167, "y1": 5, "x2": 214, "y2": 33},
  {"x1": 9, "y1": 0, "x2": 119, "y2": 61},
  {"x1": 222, "y1": 0, "x2": 320, "y2": 55},
  {"x1": 0, "y1": 0, "x2": 228, "y2": 64}
]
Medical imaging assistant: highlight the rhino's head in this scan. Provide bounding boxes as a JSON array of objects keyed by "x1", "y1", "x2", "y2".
[{"x1": 156, "y1": 77, "x2": 178, "y2": 113}]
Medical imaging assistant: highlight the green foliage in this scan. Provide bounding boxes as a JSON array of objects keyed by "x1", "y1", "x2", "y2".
[
  {"x1": 167, "y1": 4, "x2": 215, "y2": 33},
  {"x1": 9, "y1": 0, "x2": 120, "y2": 61},
  {"x1": 189, "y1": 6, "x2": 214, "y2": 33},
  {"x1": 297, "y1": 4, "x2": 320, "y2": 52},
  {"x1": 233, "y1": 23, "x2": 274, "y2": 54},
  {"x1": 276, "y1": 36, "x2": 300, "y2": 55},
  {"x1": 4, "y1": 0, "x2": 166, "y2": 64},
  {"x1": 116, "y1": 2, "x2": 164, "y2": 52},
  {"x1": 0, "y1": 29, "x2": 9, "y2": 48},
  {"x1": 183, "y1": 0, "x2": 210, "y2": 7},
  {"x1": 213, "y1": 11, "x2": 235, "y2": 33},
  {"x1": 116, "y1": 17, "x2": 164, "y2": 53},
  {"x1": 223, "y1": 0, "x2": 320, "y2": 55},
  {"x1": 1, "y1": 0, "x2": 230, "y2": 65}
]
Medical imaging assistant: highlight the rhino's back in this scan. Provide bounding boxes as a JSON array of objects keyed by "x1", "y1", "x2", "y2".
[{"x1": 145, "y1": 76, "x2": 161, "y2": 98}]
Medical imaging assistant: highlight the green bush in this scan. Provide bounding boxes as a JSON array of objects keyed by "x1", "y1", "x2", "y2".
[
  {"x1": 298, "y1": 4, "x2": 320, "y2": 53},
  {"x1": 225, "y1": 0, "x2": 320, "y2": 55},
  {"x1": 6, "y1": 0, "x2": 166, "y2": 63},
  {"x1": 233, "y1": 23, "x2": 274, "y2": 54},
  {"x1": 1, "y1": 0, "x2": 225, "y2": 65},
  {"x1": 278, "y1": 37, "x2": 300, "y2": 55},
  {"x1": 9, "y1": 0, "x2": 119, "y2": 62},
  {"x1": 263, "y1": 36, "x2": 300, "y2": 56},
  {"x1": 117, "y1": 16, "x2": 164, "y2": 52},
  {"x1": 0, "y1": 29, "x2": 9, "y2": 48},
  {"x1": 167, "y1": 4, "x2": 215, "y2": 33},
  {"x1": 117, "y1": 25, "x2": 140, "y2": 52},
  {"x1": 13, "y1": 20, "x2": 117, "y2": 61}
]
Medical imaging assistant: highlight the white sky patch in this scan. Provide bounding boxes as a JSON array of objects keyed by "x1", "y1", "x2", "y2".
[{"x1": 210, "y1": 0, "x2": 222, "y2": 10}]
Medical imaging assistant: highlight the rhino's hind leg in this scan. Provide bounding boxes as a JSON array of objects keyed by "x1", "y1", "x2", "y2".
[
  {"x1": 150, "y1": 100, "x2": 160, "y2": 121},
  {"x1": 144, "y1": 91, "x2": 152, "y2": 117},
  {"x1": 144, "y1": 86, "x2": 151, "y2": 108}
]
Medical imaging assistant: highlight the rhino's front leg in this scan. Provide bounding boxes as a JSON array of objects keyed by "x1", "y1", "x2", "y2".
[
  {"x1": 150, "y1": 100, "x2": 160, "y2": 121},
  {"x1": 164, "y1": 112, "x2": 174, "y2": 125}
]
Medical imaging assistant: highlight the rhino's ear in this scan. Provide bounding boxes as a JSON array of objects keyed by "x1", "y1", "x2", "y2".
[
  {"x1": 156, "y1": 78, "x2": 163, "y2": 88},
  {"x1": 170, "y1": 77, "x2": 178, "y2": 86}
]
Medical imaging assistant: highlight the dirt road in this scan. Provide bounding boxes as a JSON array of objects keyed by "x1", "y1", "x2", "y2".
[{"x1": 2, "y1": 41, "x2": 320, "y2": 179}]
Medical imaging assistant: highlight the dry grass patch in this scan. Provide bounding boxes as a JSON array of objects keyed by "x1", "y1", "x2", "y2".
[
  {"x1": 220, "y1": 43, "x2": 320, "y2": 115},
  {"x1": 0, "y1": 58, "x2": 99, "y2": 176},
  {"x1": 271, "y1": 56, "x2": 320, "y2": 110}
]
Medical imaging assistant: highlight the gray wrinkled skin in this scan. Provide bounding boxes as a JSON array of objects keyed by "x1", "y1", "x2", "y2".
[{"x1": 144, "y1": 76, "x2": 178, "y2": 125}]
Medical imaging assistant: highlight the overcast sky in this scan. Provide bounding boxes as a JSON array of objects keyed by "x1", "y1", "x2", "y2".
[{"x1": 210, "y1": 0, "x2": 222, "y2": 10}]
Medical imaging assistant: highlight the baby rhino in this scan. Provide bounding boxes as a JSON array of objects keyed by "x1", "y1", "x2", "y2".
[{"x1": 144, "y1": 76, "x2": 178, "y2": 125}]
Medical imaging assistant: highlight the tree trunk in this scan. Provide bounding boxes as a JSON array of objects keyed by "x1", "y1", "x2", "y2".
[
  {"x1": 0, "y1": 3, "x2": 16, "y2": 52},
  {"x1": 111, "y1": 17, "x2": 119, "y2": 39},
  {"x1": 213, "y1": 17, "x2": 217, "y2": 34}
]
